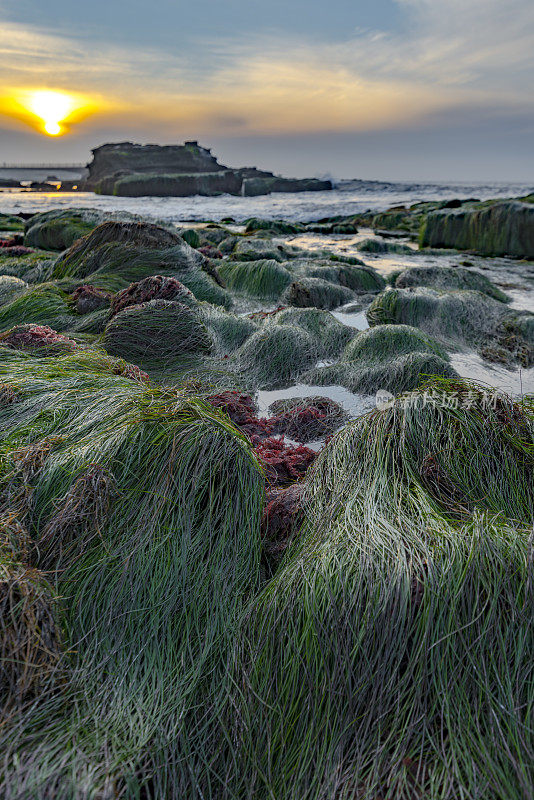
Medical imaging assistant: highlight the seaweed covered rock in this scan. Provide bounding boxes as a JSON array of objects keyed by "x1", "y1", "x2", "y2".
[
  {"x1": 261, "y1": 483, "x2": 306, "y2": 562},
  {"x1": 218, "y1": 259, "x2": 293, "y2": 300},
  {"x1": 0, "y1": 250, "x2": 56, "y2": 284},
  {"x1": 305, "y1": 350, "x2": 456, "y2": 395},
  {"x1": 343, "y1": 323, "x2": 448, "y2": 364},
  {"x1": 372, "y1": 206, "x2": 413, "y2": 232},
  {"x1": 273, "y1": 307, "x2": 353, "y2": 358},
  {"x1": 0, "y1": 213, "x2": 25, "y2": 232},
  {"x1": 199, "y1": 304, "x2": 258, "y2": 353},
  {"x1": 236, "y1": 323, "x2": 316, "y2": 389},
  {"x1": 395, "y1": 265, "x2": 509, "y2": 301},
  {"x1": 283, "y1": 277, "x2": 354, "y2": 310},
  {"x1": 420, "y1": 200, "x2": 534, "y2": 258},
  {"x1": 0, "y1": 348, "x2": 264, "y2": 796},
  {"x1": 244, "y1": 218, "x2": 305, "y2": 235},
  {"x1": 0, "y1": 282, "x2": 108, "y2": 334},
  {"x1": 104, "y1": 299, "x2": 212, "y2": 362},
  {"x1": 304, "y1": 324, "x2": 456, "y2": 394},
  {"x1": 110, "y1": 275, "x2": 197, "y2": 315},
  {"x1": 269, "y1": 396, "x2": 348, "y2": 442},
  {"x1": 230, "y1": 380, "x2": 534, "y2": 799},
  {"x1": 232, "y1": 238, "x2": 286, "y2": 262},
  {"x1": 0, "y1": 275, "x2": 27, "y2": 307},
  {"x1": 24, "y1": 210, "x2": 99, "y2": 251},
  {"x1": 367, "y1": 287, "x2": 534, "y2": 364},
  {"x1": 53, "y1": 220, "x2": 230, "y2": 307},
  {"x1": 207, "y1": 391, "x2": 268, "y2": 440},
  {"x1": 71, "y1": 284, "x2": 112, "y2": 315},
  {"x1": 356, "y1": 238, "x2": 413, "y2": 254},
  {"x1": 293, "y1": 260, "x2": 385, "y2": 293},
  {"x1": 0, "y1": 324, "x2": 77, "y2": 356}
]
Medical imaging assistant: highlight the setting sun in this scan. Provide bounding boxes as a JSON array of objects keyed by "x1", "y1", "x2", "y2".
[
  {"x1": 25, "y1": 89, "x2": 80, "y2": 136},
  {"x1": 0, "y1": 88, "x2": 99, "y2": 136}
]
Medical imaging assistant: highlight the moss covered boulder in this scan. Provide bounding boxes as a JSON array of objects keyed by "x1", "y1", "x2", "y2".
[
  {"x1": 24, "y1": 210, "x2": 98, "y2": 251},
  {"x1": 367, "y1": 287, "x2": 534, "y2": 364},
  {"x1": 0, "y1": 213, "x2": 25, "y2": 233},
  {"x1": 218, "y1": 259, "x2": 293, "y2": 300},
  {"x1": 104, "y1": 299, "x2": 213, "y2": 362},
  {"x1": 271, "y1": 307, "x2": 353, "y2": 358},
  {"x1": 244, "y1": 218, "x2": 305, "y2": 235},
  {"x1": 304, "y1": 323, "x2": 455, "y2": 394},
  {"x1": 293, "y1": 260, "x2": 385, "y2": 293},
  {"x1": 53, "y1": 220, "x2": 230, "y2": 307},
  {"x1": 0, "y1": 275, "x2": 27, "y2": 307},
  {"x1": 232, "y1": 237, "x2": 286, "y2": 262},
  {"x1": 283, "y1": 277, "x2": 354, "y2": 310},
  {"x1": 394, "y1": 265, "x2": 509, "y2": 302},
  {"x1": 420, "y1": 200, "x2": 534, "y2": 258},
  {"x1": 236, "y1": 322, "x2": 317, "y2": 389}
]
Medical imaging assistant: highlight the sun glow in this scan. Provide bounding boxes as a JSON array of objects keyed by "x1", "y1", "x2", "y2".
[
  {"x1": 1, "y1": 88, "x2": 98, "y2": 136},
  {"x1": 25, "y1": 90, "x2": 80, "y2": 136}
]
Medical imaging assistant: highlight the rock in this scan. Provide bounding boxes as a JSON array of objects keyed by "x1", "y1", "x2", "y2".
[
  {"x1": 241, "y1": 176, "x2": 331, "y2": 196},
  {"x1": 268, "y1": 396, "x2": 348, "y2": 442},
  {"x1": 232, "y1": 238, "x2": 286, "y2": 262},
  {"x1": 356, "y1": 238, "x2": 413, "y2": 254},
  {"x1": 103, "y1": 299, "x2": 213, "y2": 362},
  {"x1": 24, "y1": 210, "x2": 98, "y2": 251},
  {"x1": 70, "y1": 285, "x2": 112, "y2": 315},
  {"x1": 244, "y1": 218, "x2": 306, "y2": 235},
  {"x1": 394, "y1": 266, "x2": 509, "y2": 302},
  {"x1": 420, "y1": 200, "x2": 534, "y2": 258},
  {"x1": 110, "y1": 275, "x2": 197, "y2": 316},
  {"x1": 217, "y1": 260, "x2": 293, "y2": 299},
  {"x1": 283, "y1": 277, "x2": 354, "y2": 310},
  {"x1": 111, "y1": 171, "x2": 243, "y2": 197},
  {"x1": 82, "y1": 141, "x2": 333, "y2": 197},
  {"x1": 254, "y1": 437, "x2": 316, "y2": 487},
  {"x1": 262, "y1": 483, "x2": 307, "y2": 560},
  {"x1": 293, "y1": 260, "x2": 385, "y2": 293},
  {"x1": 236, "y1": 323, "x2": 317, "y2": 389},
  {"x1": 0, "y1": 276, "x2": 27, "y2": 307},
  {"x1": 271, "y1": 307, "x2": 353, "y2": 357},
  {"x1": 0, "y1": 324, "x2": 77, "y2": 356},
  {"x1": 302, "y1": 323, "x2": 456, "y2": 395},
  {"x1": 367, "y1": 287, "x2": 534, "y2": 365},
  {"x1": 53, "y1": 220, "x2": 230, "y2": 308},
  {"x1": 0, "y1": 214, "x2": 25, "y2": 232}
]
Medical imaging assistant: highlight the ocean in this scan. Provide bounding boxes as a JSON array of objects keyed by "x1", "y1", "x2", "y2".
[{"x1": 1, "y1": 178, "x2": 533, "y2": 222}]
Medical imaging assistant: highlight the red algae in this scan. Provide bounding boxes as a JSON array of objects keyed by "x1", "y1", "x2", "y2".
[
  {"x1": 111, "y1": 275, "x2": 194, "y2": 316},
  {"x1": 208, "y1": 390, "x2": 269, "y2": 439},
  {"x1": 0, "y1": 324, "x2": 77, "y2": 355},
  {"x1": 0, "y1": 244, "x2": 35, "y2": 256},
  {"x1": 207, "y1": 390, "x2": 318, "y2": 486},
  {"x1": 254, "y1": 437, "x2": 316, "y2": 487}
]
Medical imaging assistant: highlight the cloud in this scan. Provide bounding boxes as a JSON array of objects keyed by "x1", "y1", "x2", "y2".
[{"x1": 0, "y1": 0, "x2": 532, "y2": 139}]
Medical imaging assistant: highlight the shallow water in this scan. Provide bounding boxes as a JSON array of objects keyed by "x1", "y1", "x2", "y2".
[{"x1": 1, "y1": 178, "x2": 532, "y2": 222}]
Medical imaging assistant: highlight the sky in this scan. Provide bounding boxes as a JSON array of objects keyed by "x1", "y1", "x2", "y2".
[{"x1": 0, "y1": 0, "x2": 533, "y2": 181}]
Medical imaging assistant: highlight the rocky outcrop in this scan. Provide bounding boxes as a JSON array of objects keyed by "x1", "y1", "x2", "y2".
[
  {"x1": 420, "y1": 200, "x2": 534, "y2": 258},
  {"x1": 83, "y1": 141, "x2": 332, "y2": 197}
]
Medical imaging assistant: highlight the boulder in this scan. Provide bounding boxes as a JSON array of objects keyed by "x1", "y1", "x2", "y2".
[{"x1": 420, "y1": 201, "x2": 534, "y2": 258}]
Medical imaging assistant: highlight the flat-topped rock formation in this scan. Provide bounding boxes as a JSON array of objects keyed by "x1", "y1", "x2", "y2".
[{"x1": 82, "y1": 141, "x2": 332, "y2": 197}]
